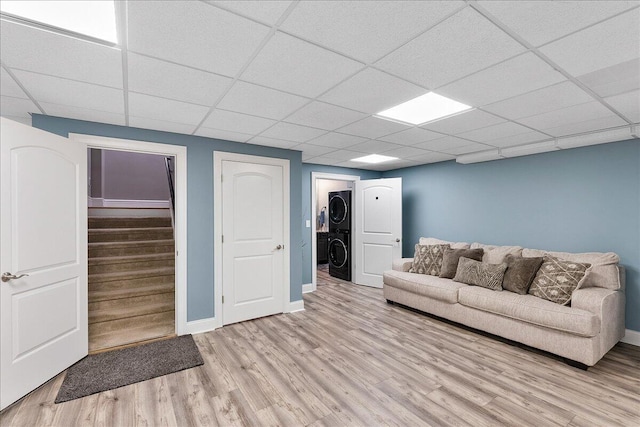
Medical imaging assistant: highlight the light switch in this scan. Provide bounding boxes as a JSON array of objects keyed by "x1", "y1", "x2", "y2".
[{"x1": 305, "y1": 220, "x2": 311, "y2": 228}]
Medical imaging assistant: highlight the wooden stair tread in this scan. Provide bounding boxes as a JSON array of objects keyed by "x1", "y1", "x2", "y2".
[
  {"x1": 89, "y1": 239, "x2": 175, "y2": 248},
  {"x1": 89, "y1": 267, "x2": 175, "y2": 283},
  {"x1": 90, "y1": 282, "x2": 174, "y2": 303},
  {"x1": 89, "y1": 311, "x2": 175, "y2": 352},
  {"x1": 89, "y1": 227, "x2": 173, "y2": 233},
  {"x1": 89, "y1": 292, "x2": 175, "y2": 324},
  {"x1": 89, "y1": 252, "x2": 174, "y2": 266},
  {"x1": 89, "y1": 217, "x2": 172, "y2": 228}
]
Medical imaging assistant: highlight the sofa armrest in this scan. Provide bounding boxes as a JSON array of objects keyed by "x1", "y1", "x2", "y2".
[
  {"x1": 393, "y1": 258, "x2": 414, "y2": 272},
  {"x1": 572, "y1": 287, "x2": 621, "y2": 316},
  {"x1": 572, "y1": 287, "x2": 625, "y2": 354}
]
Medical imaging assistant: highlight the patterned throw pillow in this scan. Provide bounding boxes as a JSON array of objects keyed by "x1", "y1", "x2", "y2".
[
  {"x1": 409, "y1": 244, "x2": 450, "y2": 276},
  {"x1": 529, "y1": 256, "x2": 591, "y2": 305},
  {"x1": 452, "y1": 257, "x2": 507, "y2": 291},
  {"x1": 439, "y1": 248, "x2": 484, "y2": 279}
]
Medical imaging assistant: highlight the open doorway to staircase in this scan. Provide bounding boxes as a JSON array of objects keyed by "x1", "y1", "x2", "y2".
[{"x1": 87, "y1": 148, "x2": 176, "y2": 353}]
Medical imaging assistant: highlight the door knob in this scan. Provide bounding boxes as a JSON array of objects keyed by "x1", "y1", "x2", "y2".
[
  {"x1": 2, "y1": 272, "x2": 29, "y2": 282},
  {"x1": 395, "y1": 238, "x2": 401, "y2": 243},
  {"x1": 275, "y1": 244, "x2": 283, "y2": 250}
]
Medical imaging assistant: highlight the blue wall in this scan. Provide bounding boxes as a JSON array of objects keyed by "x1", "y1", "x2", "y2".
[
  {"x1": 32, "y1": 114, "x2": 303, "y2": 322},
  {"x1": 301, "y1": 163, "x2": 381, "y2": 284},
  {"x1": 382, "y1": 140, "x2": 640, "y2": 332}
]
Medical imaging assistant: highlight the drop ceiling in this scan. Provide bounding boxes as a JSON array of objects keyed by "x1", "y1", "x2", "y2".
[{"x1": 1, "y1": 0, "x2": 638, "y2": 171}]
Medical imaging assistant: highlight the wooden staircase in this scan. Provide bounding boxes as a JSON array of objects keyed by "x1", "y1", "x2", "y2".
[{"x1": 88, "y1": 208, "x2": 175, "y2": 353}]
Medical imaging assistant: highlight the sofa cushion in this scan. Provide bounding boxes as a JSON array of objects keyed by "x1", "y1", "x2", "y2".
[
  {"x1": 453, "y1": 257, "x2": 507, "y2": 291},
  {"x1": 523, "y1": 248, "x2": 621, "y2": 290},
  {"x1": 383, "y1": 270, "x2": 466, "y2": 304},
  {"x1": 502, "y1": 255, "x2": 544, "y2": 295},
  {"x1": 470, "y1": 243, "x2": 523, "y2": 263},
  {"x1": 409, "y1": 244, "x2": 450, "y2": 276},
  {"x1": 458, "y1": 286, "x2": 600, "y2": 337},
  {"x1": 529, "y1": 256, "x2": 591, "y2": 305},
  {"x1": 439, "y1": 248, "x2": 484, "y2": 279},
  {"x1": 420, "y1": 237, "x2": 470, "y2": 249}
]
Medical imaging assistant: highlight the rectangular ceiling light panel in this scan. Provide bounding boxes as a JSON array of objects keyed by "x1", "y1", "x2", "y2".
[
  {"x1": 350, "y1": 154, "x2": 398, "y2": 164},
  {"x1": 0, "y1": 1, "x2": 117, "y2": 43},
  {"x1": 376, "y1": 92, "x2": 472, "y2": 125}
]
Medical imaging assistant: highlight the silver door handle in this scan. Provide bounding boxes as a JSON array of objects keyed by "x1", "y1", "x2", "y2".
[
  {"x1": 275, "y1": 245, "x2": 283, "y2": 250},
  {"x1": 2, "y1": 272, "x2": 29, "y2": 282}
]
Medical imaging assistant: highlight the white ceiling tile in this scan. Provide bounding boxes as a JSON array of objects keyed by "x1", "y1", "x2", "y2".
[
  {"x1": 1, "y1": 68, "x2": 27, "y2": 98},
  {"x1": 1, "y1": 115, "x2": 31, "y2": 126},
  {"x1": 482, "y1": 131, "x2": 550, "y2": 148},
  {"x1": 280, "y1": 1, "x2": 465, "y2": 63},
  {"x1": 358, "y1": 158, "x2": 420, "y2": 171},
  {"x1": 348, "y1": 140, "x2": 403, "y2": 154},
  {"x1": 483, "y1": 81, "x2": 594, "y2": 120},
  {"x1": 284, "y1": 101, "x2": 367, "y2": 130},
  {"x1": 305, "y1": 132, "x2": 368, "y2": 149},
  {"x1": 380, "y1": 146, "x2": 429, "y2": 159},
  {"x1": 319, "y1": 68, "x2": 426, "y2": 114},
  {"x1": 127, "y1": 53, "x2": 232, "y2": 106},
  {"x1": 420, "y1": 109, "x2": 506, "y2": 134},
  {"x1": 437, "y1": 53, "x2": 566, "y2": 106},
  {"x1": 260, "y1": 122, "x2": 327, "y2": 143},
  {"x1": 518, "y1": 101, "x2": 624, "y2": 131},
  {"x1": 406, "y1": 151, "x2": 455, "y2": 163},
  {"x1": 379, "y1": 127, "x2": 446, "y2": 145},
  {"x1": 201, "y1": 109, "x2": 276, "y2": 134},
  {"x1": 337, "y1": 116, "x2": 411, "y2": 139},
  {"x1": 479, "y1": 1, "x2": 638, "y2": 47},
  {"x1": 127, "y1": 1, "x2": 269, "y2": 76},
  {"x1": 0, "y1": 21, "x2": 123, "y2": 88},
  {"x1": 321, "y1": 149, "x2": 368, "y2": 161},
  {"x1": 12, "y1": 70, "x2": 124, "y2": 114},
  {"x1": 376, "y1": 7, "x2": 525, "y2": 88},
  {"x1": 440, "y1": 143, "x2": 494, "y2": 155},
  {"x1": 303, "y1": 156, "x2": 343, "y2": 166},
  {"x1": 414, "y1": 136, "x2": 480, "y2": 151},
  {"x1": 542, "y1": 115, "x2": 628, "y2": 137},
  {"x1": 539, "y1": 8, "x2": 640, "y2": 77},
  {"x1": 458, "y1": 121, "x2": 539, "y2": 142},
  {"x1": 217, "y1": 81, "x2": 308, "y2": 120},
  {"x1": 194, "y1": 127, "x2": 253, "y2": 143},
  {"x1": 240, "y1": 33, "x2": 363, "y2": 98},
  {"x1": 129, "y1": 116, "x2": 197, "y2": 135},
  {"x1": 39, "y1": 102, "x2": 125, "y2": 126},
  {"x1": 247, "y1": 135, "x2": 299, "y2": 149},
  {"x1": 605, "y1": 90, "x2": 640, "y2": 122},
  {"x1": 129, "y1": 93, "x2": 209, "y2": 125},
  {"x1": 292, "y1": 143, "x2": 337, "y2": 160},
  {"x1": 578, "y1": 59, "x2": 640, "y2": 98},
  {"x1": 209, "y1": 1, "x2": 292, "y2": 25},
  {"x1": 1, "y1": 96, "x2": 38, "y2": 118}
]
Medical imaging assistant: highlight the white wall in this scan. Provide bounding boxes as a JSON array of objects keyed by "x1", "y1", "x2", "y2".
[{"x1": 315, "y1": 179, "x2": 350, "y2": 231}]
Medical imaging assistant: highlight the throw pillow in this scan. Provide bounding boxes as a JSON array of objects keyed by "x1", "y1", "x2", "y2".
[
  {"x1": 409, "y1": 244, "x2": 450, "y2": 276},
  {"x1": 502, "y1": 255, "x2": 544, "y2": 295},
  {"x1": 529, "y1": 256, "x2": 591, "y2": 305},
  {"x1": 439, "y1": 248, "x2": 484, "y2": 279},
  {"x1": 453, "y1": 257, "x2": 507, "y2": 291}
]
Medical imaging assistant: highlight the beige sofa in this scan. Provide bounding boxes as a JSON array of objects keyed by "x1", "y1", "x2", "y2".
[{"x1": 383, "y1": 237, "x2": 626, "y2": 367}]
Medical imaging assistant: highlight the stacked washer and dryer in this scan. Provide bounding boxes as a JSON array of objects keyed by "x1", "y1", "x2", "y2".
[{"x1": 328, "y1": 190, "x2": 351, "y2": 281}]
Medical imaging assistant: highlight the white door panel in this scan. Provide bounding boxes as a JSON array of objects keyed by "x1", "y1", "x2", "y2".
[
  {"x1": 222, "y1": 160, "x2": 284, "y2": 325},
  {"x1": 354, "y1": 178, "x2": 402, "y2": 288},
  {"x1": 1, "y1": 118, "x2": 87, "y2": 410}
]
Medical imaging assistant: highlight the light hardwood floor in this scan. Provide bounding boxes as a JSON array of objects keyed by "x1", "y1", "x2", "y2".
[{"x1": 2, "y1": 268, "x2": 639, "y2": 426}]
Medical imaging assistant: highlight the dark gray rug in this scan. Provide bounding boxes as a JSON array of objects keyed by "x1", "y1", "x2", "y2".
[{"x1": 55, "y1": 335, "x2": 203, "y2": 403}]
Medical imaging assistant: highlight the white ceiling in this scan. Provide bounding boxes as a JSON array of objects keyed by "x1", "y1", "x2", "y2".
[{"x1": 1, "y1": 0, "x2": 638, "y2": 171}]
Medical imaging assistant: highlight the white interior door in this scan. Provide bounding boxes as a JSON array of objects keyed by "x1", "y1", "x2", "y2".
[
  {"x1": 354, "y1": 178, "x2": 402, "y2": 288},
  {"x1": 221, "y1": 159, "x2": 285, "y2": 325},
  {"x1": 1, "y1": 118, "x2": 88, "y2": 410}
]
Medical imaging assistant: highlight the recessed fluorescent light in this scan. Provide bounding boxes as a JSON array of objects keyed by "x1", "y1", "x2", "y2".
[
  {"x1": 351, "y1": 154, "x2": 398, "y2": 164},
  {"x1": 376, "y1": 92, "x2": 472, "y2": 125},
  {"x1": 0, "y1": 1, "x2": 118, "y2": 43}
]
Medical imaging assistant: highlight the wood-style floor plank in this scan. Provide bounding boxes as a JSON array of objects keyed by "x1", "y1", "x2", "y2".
[{"x1": 2, "y1": 267, "x2": 640, "y2": 426}]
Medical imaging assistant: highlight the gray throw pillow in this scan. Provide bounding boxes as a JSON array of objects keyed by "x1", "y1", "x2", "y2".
[
  {"x1": 502, "y1": 254, "x2": 544, "y2": 294},
  {"x1": 529, "y1": 255, "x2": 591, "y2": 305},
  {"x1": 439, "y1": 248, "x2": 484, "y2": 279},
  {"x1": 453, "y1": 257, "x2": 507, "y2": 291},
  {"x1": 409, "y1": 244, "x2": 450, "y2": 276}
]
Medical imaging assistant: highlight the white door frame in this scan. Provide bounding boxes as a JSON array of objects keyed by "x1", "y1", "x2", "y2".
[
  {"x1": 310, "y1": 172, "x2": 360, "y2": 292},
  {"x1": 69, "y1": 134, "x2": 188, "y2": 335},
  {"x1": 213, "y1": 152, "x2": 291, "y2": 328}
]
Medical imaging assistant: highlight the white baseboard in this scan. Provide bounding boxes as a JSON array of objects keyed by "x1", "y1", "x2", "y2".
[
  {"x1": 184, "y1": 317, "x2": 220, "y2": 335},
  {"x1": 302, "y1": 283, "x2": 314, "y2": 293},
  {"x1": 621, "y1": 329, "x2": 640, "y2": 346},
  {"x1": 101, "y1": 198, "x2": 171, "y2": 208},
  {"x1": 286, "y1": 300, "x2": 305, "y2": 313}
]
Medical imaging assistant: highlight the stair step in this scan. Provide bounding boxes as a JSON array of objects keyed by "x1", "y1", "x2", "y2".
[
  {"x1": 89, "y1": 268, "x2": 174, "y2": 302},
  {"x1": 89, "y1": 240, "x2": 175, "y2": 258},
  {"x1": 89, "y1": 292, "x2": 175, "y2": 324},
  {"x1": 88, "y1": 207, "x2": 170, "y2": 218},
  {"x1": 89, "y1": 216, "x2": 172, "y2": 229},
  {"x1": 89, "y1": 253, "x2": 174, "y2": 275},
  {"x1": 89, "y1": 227, "x2": 173, "y2": 243},
  {"x1": 89, "y1": 311, "x2": 175, "y2": 352}
]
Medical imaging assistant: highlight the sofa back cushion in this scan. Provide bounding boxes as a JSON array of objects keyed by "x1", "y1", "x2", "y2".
[
  {"x1": 420, "y1": 237, "x2": 470, "y2": 249},
  {"x1": 470, "y1": 242, "x2": 523, "y2": 263},
  {"x1": 523, "y1": 249, "x2": 621, "y2": 290}
]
